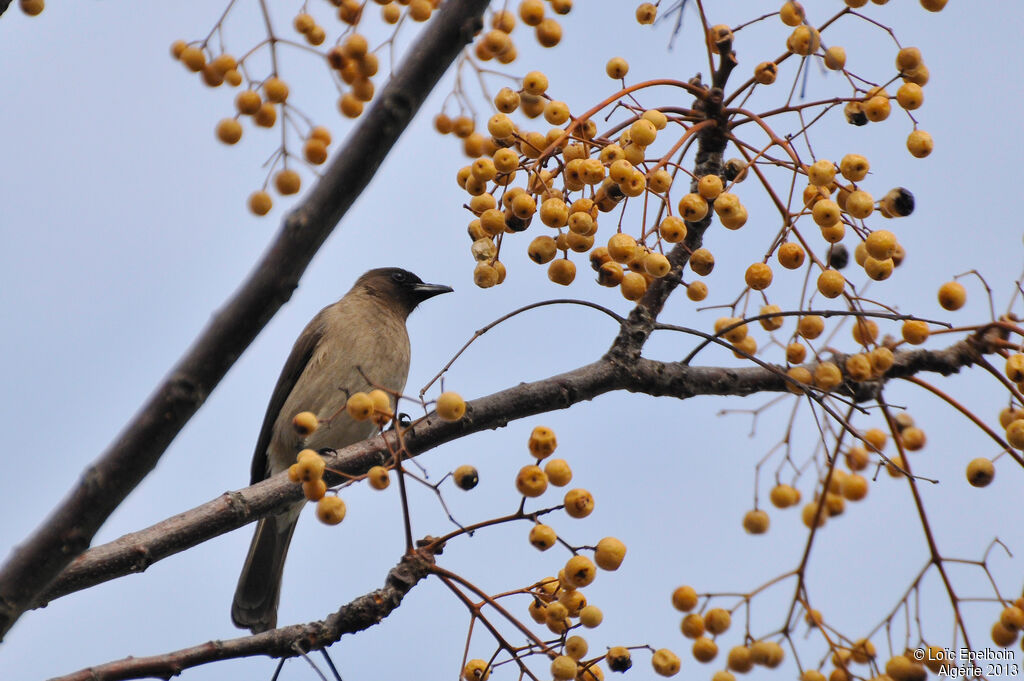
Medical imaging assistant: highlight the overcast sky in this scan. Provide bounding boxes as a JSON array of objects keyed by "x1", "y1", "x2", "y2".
[{"x1": 1, "y1": 2, "x2": 1022, "y2": 680}]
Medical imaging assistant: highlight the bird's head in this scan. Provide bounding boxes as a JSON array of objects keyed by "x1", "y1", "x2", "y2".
[{"x1": 355, "y1": 267, "x2": 453, "y2": 318}]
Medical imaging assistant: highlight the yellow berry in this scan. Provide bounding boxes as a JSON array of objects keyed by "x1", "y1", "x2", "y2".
[
  {"x1": 316, "y1": 496, "x2": 346, "y2": 524},
  {"x1": 20, "y1": 0, "x2": 44, "y2": 15},
  {"x1": 274, "y1": 169, "x2": 301, "y2": 195},
  {"x1": 786, "y1": 366, "x2": 812, "y2": 394},
  {"x1": 727, "y1": 647, "x2": 752, "y2": 673},
  {"x1": 432, "y1": 391, "x2": 464, "y2": 421},
  {"x1": 745, "y1": 263, "x2": 773, "y2": 290},
  {"x1": 852, "y1": 318, "x2": 879, "y2": 345},
  {"x1": 214, "y1": 118, "x2": 243, "y2": 145},
  {"x1": 742, "y1": 509, "x2": 770, "y2": 534},
  {"x1": 303, "y1": 139, "x2": 329, "y2": 165},
  {"x1": 693, "y1": 636, "x2": 719, "y2": 663},
  {"x1": 595, "y1": 537, "x2": 627, "y2": 570},
  {"x1": 840, "y1": 154, "x2": 869, "y2": 181},
  {"x1": 235, "y1": 90, "x2": 262, "y2": 116},
  {"x1": 248, "y1": 190, "x2": 273, "y2": 216},
  {"x1": 453, "y1": 465, "x2": 479, "y2": 490},
  {"x1": 779, "y1": 1, "x2": 804, "y2": 26},
  {"x1": 522, "y1": 70, "x2": 548, "y2": 95},
  {"x1": 754, "y1": 61, "x2": 778, "y2": 85},
  {"x1": 672, "y1": 585, "x2": 699, "y2": 611},
  {"x1": 263, "y1": 77, "x2": 289, "y2": 104},
  {"x1": 797, "y1": 315, "x2": 825, "y2": 340},
  {"x1": 180, "y1": 46, "x2": 207, "y2": 72},
  {"x1": 659, "y1": 216, "x2": 687, "y2": 243},
  {"x1": 814, "y1": 361, "x2": 843, "y2": 391},
  {"x1": 678, "y1": 193, "x2": 709, "y2": 222},
  {"x1": 786, "y1": 342, "x2": 806, "y2": 364},
  {"x1": 564, "y1": 488, "x2": 595, "y2": 518},
  {"x1": 902, "y1": 320, "x2": 930, "y2": 345},
  {"x1": 817, "y1": 270, "x2": 845, "y2": 298},
  {"x1": 529, "y1": 523, "x2": 557, "y2": 551},
  {"x1": 254, "y1": 102, "x2": 278, "y2": 127},
  {"x1": 303, "y1": 478, "x2": 327, "y2": 501},
  {"x1": 564, "y1": 554, "x2": 597, "y2": 587},
  {"x1": 864, "y1": 256, "x2": 894, "y2": 281},
  {"x1": 686, "y1": 281, "x2": 708, "y2": 301},
  {"x1": 777, "y1": 242, "x2": 806, "y2": 269},
  {"x1": 897, "y1": 82, "x2": 924, "y2": 110},
  {"x1": 528, "y1": 426, "x2": 557, "y2": 458},
  {"x1": 681, "y1": 612, "x2": 705, "y2": 638},
  {"x1": 515, "y1": 465, "x2": 548, "y2": 497},
  {"x1": 906, "y1": 129, "x2": 934, "y2": 158},
  {"x1": 548, "y1": 259, "x2": 576, "y2": 285},
  {"x1": 787, "y1": 25, "x2": 820, "y2": 56},
  {"x1": 695, "y1": 176, "x2": 722, "y2": 201},
  {"x1": 865, "y1": 230, "x2": 897, "y2": 259},
  {"x1": 644, "y1": 253, "x2": 672, "y2": 278},
  {"x1": 293, "y1": 449, "x2": 326, "y2": 482},
  {"x1": 769, "y1": 484, "x2": 800, "y2": 508},
  {"x1": 824, "y1": 46, "x2": 846, "y2": 70},
  {"x1": 704, "y1": 608, "x2": 731, "y2": 634},
  {"x1": 462, "y1": 659, "x2": 490, "y2": 681},
  {"x1": 812, "y1": 199, "x2": 841, "y2": 228},
  {"x1": 938, "y1": 281, "x2": 966, "y2": 310},
  {"x1": 652, "y1": 649, "x2": 681, "y2": 677},
  {"x1": 346, "y1": 391, "x2": 374, "y2": 421},
  {"x1": 606, "y1": 57, "x2": 629, "y2": 79},
  {"x1": 715, "y1": 317, "x2": 748, "y2": 343},
  {"x1": 690, "y1": 248, "x2": 715, "y2": 276},
  {"x1": 339, "y1": 93, "x2": 364, "y2": 118},
  {"x1": 544, "y1": 458, "x2": 572, "y2": 486},
  {"x1": 367, "y1": 465, "x2": 390, "y2": 490},
  {"x1": 759, "y1": 304, "x2": 784, "y2": 331},
  {"x1": 292, "y1": 411, "x2": 319, "y2": 437}
]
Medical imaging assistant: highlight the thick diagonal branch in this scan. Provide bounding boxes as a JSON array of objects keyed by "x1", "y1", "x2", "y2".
[{"x1": 0, "y1": 0, "x2": 489, "y2": 641}]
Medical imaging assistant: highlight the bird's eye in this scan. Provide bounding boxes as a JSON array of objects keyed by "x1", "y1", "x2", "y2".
[{"x1": 391, "y1": 271, "x2": 407, "y2": 283}]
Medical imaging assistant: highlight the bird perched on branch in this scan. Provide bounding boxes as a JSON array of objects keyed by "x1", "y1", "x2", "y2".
[{"x1": 231, "y1": 267, "x2": 452, "y2": 633}]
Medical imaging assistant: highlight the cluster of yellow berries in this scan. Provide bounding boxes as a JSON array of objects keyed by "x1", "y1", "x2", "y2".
[
  {"x1": 753, "y1": 276, "x2": 968, "y2": 398},
  {"x1": 178, "y1": 0, "x2": 440, "y2": 218},
  {"x1": 468, "y1": 0, "x2": 571, "y2": 67},
  {"x1": 327, "y1": 33, "x2": 381, "y2": 120},
  {"x1": 455, "y1": 426, "x2": 641, "y2": 681},
  {"x1": 284, "y1": 403, "x2": 400, "y2": 525},
  {"x1": 756, "y1": 414, "x2": 931, "y2": 535},
  {"x1": 990, "y1": 598, "x2": 1024, "y2": 647},
  {"x1": 345, "y1": 388, "x2": 397, "y2": 427},
  {"x1": 171, "y1": 37, "x2": 339, "y2": 216},
  {"x1": 668, "y1": 588, "x2": 790, "y2": 674},
  {"x1": 773, "y1": 3, "x2": 935, "y2": 159},
  {"x1": 460, "y1": 579, "x2": 611, "y2": 680},
  {"x1": 446, "y1": 62, "x2": 729, "y2": 298},
  {"x1": 516, "y1": 426, "x2": 594, "y2": 522}
]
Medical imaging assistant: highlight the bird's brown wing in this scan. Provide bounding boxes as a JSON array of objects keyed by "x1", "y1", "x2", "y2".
[{"x1": 249, "y1": 314, "x2": 326, "y2": 485}]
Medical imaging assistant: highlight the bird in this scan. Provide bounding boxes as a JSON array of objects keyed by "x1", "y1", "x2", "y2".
[{"x1": 231, "y1": 267, "x2": 452, "y2": 633}]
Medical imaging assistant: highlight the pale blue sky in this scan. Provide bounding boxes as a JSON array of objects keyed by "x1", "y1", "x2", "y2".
[{"x1": 1, "y1": 2, "x2": 1022, "y2": 679}]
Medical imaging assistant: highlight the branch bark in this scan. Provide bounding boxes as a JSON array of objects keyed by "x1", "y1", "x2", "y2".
[
  {"x1": 50, "y1": 545, "x2": 440, "y2": 681},
  {"x1": 0, "y1": 0, "x2": 490, "y2": 641}
]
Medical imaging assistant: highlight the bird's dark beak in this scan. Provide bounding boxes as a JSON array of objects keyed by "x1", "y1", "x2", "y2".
[{"x1": 411, "y1": 282, "x2": 454, "y2": 302}]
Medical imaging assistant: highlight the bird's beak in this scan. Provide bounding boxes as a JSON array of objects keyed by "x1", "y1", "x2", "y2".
[{"x1": 411, "y1": 282, "x2": 454, "y2": 302}]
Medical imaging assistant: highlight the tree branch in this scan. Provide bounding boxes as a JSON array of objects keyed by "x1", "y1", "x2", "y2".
[
  {"x1": 36, "y1": 339, "x2": 983, "y2": 605},
  {"x1": 50, "y1": 544, "x2": 440, "y2": 681},
  {"x1": 0, "y1": 0, "x2": 489, "y2": 641}
]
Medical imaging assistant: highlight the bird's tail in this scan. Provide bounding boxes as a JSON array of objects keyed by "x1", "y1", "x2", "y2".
[{"x1": 231, "y1": 508, "x2": 301, "y2": 633}]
